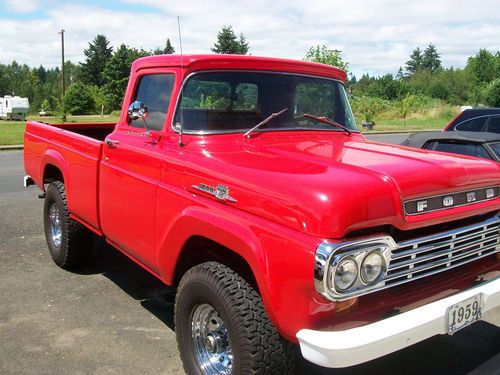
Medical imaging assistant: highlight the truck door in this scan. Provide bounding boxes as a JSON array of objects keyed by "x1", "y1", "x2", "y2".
[{"x1": 100, "y1": 72, "x2": 175, "y2": 272}]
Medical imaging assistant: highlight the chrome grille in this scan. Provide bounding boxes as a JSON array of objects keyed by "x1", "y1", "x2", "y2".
[{"x1": 386, "y1": 216, "x2": 500, "y2": 286}]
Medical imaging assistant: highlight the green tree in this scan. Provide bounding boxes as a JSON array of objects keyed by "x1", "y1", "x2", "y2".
[
  {"x1": 103, "y1": 44, "x2": 150, "y2": 110},
  {"x1": 40, "y1": 99, "x2": 51, "y2": 112},
  {"x1": 80, "y1": 34, "x2": 113, "y2": 87},
  {"x1": 405, "y1": 47, "x2": 423, "y2": 74},
  {"x1": 484, "y1": 79, "x2": 500, "y2": 107},
  {"x1": 422, "y1": 44, "x2": 442, "y2": 73},
  {"x1": 304, "y1": 45, "x2": 349, "y2": 73},
  {"x1": 153, "y1": 38, "x2": 175, "y2": 55},
  {"x1": 398, "y1": 94, "x2": 417, "y2": 127},
  {"x1": 350, "y1": 96, "x2": 384, "y2": 123},
  {"x1": 364, "y1": 74, "x2": 407, "y2": 100},
  {"x1": 466, "y1": 49, "x2": 498, "y2": 84},
  {"x1": 64, "y1": 82, "x2": 95, "y2": 115},
  {"x1": 88, "y1": 85, "x2": 111, "y2": 114},
  {"x1": 211, "y1": 26, "x2": 249, "y2": 54}
]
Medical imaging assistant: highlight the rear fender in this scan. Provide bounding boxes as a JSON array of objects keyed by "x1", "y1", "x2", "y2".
[{"x1": 40, "y1": 149, "x2": 68, "y2": 192}]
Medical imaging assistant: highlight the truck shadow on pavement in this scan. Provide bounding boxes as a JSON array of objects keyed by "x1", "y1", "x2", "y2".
[{"x1": 75, "y1": 239, "x2": 500, "y2": 375}]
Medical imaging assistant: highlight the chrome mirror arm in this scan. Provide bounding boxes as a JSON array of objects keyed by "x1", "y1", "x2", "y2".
[{"x1": 127, "y1": 101, "x2": 150, "y2": 136}]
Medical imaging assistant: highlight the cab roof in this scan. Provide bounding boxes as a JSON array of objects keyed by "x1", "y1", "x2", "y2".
[{"x1": 131, "y1": 54, "x2": 347, "y2": 82}]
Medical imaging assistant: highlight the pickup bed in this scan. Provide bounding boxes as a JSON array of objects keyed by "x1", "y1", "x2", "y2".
[{"x1": 24, "y1": 55, "x2": 500, "y2": 374}]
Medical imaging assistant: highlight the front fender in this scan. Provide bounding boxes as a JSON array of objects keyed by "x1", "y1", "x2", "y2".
[{"x1": 156, "y1": 203, "x2": 331, "y2": 341}]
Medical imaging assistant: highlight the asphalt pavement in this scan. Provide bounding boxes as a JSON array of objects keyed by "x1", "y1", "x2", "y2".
[{"x1": 1, "y1": 147, "x2": 499, "y2": 375}]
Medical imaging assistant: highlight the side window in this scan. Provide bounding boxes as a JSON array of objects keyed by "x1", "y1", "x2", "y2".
[
  {"x1": 489, "y1": 143, "x2": 500, "y2": 159},
  {"x1": 455, "y1": 117, "x2": 487, "y2": 132},
  {"x1": 423, "y1": 141, "x2": 437, "y2": 150},
  {"x1": 130, "y1": 74, "x2": 174, "y2": 131},
  {"x1": 485, "y1": 116, "x2": 500, "y2": 134},
  {"x1": 432, "y1": 141, "x2": 492, "y2": 160}
]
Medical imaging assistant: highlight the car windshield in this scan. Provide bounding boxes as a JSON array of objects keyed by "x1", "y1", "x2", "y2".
[{"x1": 173, "y1": 71, "x2": 358, "y2": 134}]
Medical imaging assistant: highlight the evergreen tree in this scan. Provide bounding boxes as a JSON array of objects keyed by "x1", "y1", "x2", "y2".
[
  {"x1": 103, "y1": 44, "x2": 150, "y2": 110},
  {"x1": 64, "y1": 82, "x2": 95, "y2": 115},
  {"x1": 422, "y1": 44, "x2": 442, "y2": 73},
  {"x1": 164, "y1": 38, "x2": 175, "y2": 54},
  {"x1": 211, "y1": 26, "x2": 249, "y2": 54},
  {"x1": 396, "y1": 67, "x2": 405, "y2": 80},
  {"x1": 80, "y1": 34, "x2": 113, "y2": 87},
  {"x1": 153, "y1": 38, "x2": 176, "y2": 55},
  {"x1": 405, "y1": 47, "x2": 423, "y2": 74}
]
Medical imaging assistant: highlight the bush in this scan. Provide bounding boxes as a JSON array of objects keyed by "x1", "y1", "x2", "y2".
[
  {"x1": 350, "y1": 96, "x2": 388, "y2": 122},
  {"x1": 484, "y1": 79, "x2": 500, "y2": 107},
  {"x1": 64, "y1": 83, "x2": 95, "y2": 115}
]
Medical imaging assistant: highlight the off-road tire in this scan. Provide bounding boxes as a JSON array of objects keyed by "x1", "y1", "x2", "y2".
[
  {"x1": 43, "y1": 181, "x2": 92, "y2": 269},
  {"x1": 175, "y1": 261, "x2": 295, "y2": 374}
]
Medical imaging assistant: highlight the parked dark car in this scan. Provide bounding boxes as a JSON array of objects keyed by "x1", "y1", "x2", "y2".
[
  {"x1": 401, "y1": 131, "x2": 500, "y2": 162},
  {"x1": 443, "y1": 108, "x2": 500, "y2": 133}
]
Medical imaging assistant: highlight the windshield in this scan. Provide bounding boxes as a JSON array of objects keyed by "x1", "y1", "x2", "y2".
[{"x1": 173, "y1": 71, "x2": 358, "y2": 134}]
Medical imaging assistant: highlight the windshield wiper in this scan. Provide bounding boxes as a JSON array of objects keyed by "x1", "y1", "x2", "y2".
[
  {"x1": 303, "y1": 113, "x2": 352, "y2": 135},
  {"x1": 243, "y1": 108, "x2": 288, "y2": 138}
]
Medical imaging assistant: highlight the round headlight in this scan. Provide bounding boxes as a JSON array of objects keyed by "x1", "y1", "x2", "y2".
[
  {"x1": 360, "y1": 251, "x2": 385, "y2": 284},
  {"x1": 333, "y1": 257, "x2": 358, "y2": 291}
]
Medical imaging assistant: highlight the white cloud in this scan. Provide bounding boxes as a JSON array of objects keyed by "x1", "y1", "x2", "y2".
[
  {"x1": 5, "y1": 0, "x2": 40, "y2": 13},
  {"x1": 0, "y1": 0, "x2": 499, "y2": 77}
]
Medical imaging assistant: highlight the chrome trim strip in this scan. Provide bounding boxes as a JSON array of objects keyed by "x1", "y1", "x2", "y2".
[{"x1": 315, "y1": 214, "x2": 500, "y2": 301}]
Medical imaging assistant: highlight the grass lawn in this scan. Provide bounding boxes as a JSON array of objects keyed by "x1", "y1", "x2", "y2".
[
  {"x1": 363, "y1": 116, "x2": 451, "y2": 132},
  {"x1": 0, "y1": 115, "x2": 119, "y2": 145}
]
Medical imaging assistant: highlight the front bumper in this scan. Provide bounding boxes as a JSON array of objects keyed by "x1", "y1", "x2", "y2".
[{"x1": 297, "y1": 276, "x2": 500, "y2": 368}]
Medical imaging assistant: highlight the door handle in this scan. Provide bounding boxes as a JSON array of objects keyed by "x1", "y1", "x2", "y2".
[{"x1": 106, "y1": 138, "x2": 119, "y2": 148}]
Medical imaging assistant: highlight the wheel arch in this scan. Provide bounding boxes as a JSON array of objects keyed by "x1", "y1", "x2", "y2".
[
  {"x1": 40, "y1": 149, "x2": 68, "y2": 189},
  {"x1": 157, "y1": 207, "x2": 275, "y2": 322}
]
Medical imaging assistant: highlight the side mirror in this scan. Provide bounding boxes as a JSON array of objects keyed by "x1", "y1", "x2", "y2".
[
  {"x1": 127, "y1": 101, "x2": 150, "y2": 136},
  {"x1": 128, "y1": 101, "x2": 148, "y2": 120}
]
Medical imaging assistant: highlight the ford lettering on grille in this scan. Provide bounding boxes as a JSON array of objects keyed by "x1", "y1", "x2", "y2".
[{"x1": 404, "y1": 186, "x2": 499, "y2": 216}]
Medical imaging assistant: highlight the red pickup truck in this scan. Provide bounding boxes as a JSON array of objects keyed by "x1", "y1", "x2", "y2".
[{"x1": 24, "y1": 55, "x2": 500, "y2": 374}]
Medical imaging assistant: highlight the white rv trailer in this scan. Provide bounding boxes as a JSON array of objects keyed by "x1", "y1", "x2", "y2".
[{"x1": 0, "y1": 96, "x2": 30, "y2": 120}]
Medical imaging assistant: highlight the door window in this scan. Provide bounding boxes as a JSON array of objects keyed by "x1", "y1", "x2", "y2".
[{"x1": 130, "y1": 74, "x2": 175, "y2": 131}]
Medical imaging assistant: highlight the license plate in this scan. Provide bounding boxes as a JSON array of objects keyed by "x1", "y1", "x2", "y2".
[{"x1": 446, "y1": 294, "x2": 482, "y2": 335}]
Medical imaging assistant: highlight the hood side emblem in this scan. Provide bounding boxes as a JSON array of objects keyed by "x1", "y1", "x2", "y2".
[{"x1": 192, "y1": 183, "x2": 237, "y2": 202}]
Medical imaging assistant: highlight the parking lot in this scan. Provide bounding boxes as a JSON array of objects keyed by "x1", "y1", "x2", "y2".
[{"x1": 1, "y1": 148, "x2": 499, "y2": 375}]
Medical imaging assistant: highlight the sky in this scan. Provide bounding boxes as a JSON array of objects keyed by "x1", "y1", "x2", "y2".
[{"x1": 1, "y1": 0, "x2": 499, "y2": 78}]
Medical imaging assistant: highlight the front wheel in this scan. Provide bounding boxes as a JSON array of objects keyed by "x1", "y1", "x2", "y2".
[
  {"x1": 175, "y1": 261, "x2": 295, "y2": 375},
  {"x1": 43, "y1": 181, "x2": 92, "y2": 269}
]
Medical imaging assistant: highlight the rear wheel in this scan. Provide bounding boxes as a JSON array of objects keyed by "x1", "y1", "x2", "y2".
[
  {"x1": 175, "y1": 261, "x2": 295, "y2": 374},
  {"x1": 43, "y1": 181, "x2": 92, "y2": 269}
]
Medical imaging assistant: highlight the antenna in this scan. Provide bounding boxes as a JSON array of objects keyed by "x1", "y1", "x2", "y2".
[{"x1": 177, "y1": 16, "x2": 185, "y2": 147}]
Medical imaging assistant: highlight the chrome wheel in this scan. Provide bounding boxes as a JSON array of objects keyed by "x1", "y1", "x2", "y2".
[
  {"x1": 48, "y1": 202, "x2": 62, "y2": 248},
  {"x1": 191, "y1": 303, "x2": 233, "y2": 374}
]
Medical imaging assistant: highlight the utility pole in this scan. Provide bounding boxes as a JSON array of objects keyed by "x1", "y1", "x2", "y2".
[{"x1": 58, "y1": 29, "x2": 66, "y2": 122}]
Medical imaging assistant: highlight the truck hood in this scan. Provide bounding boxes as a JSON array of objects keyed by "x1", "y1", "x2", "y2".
[{"x1": 181, "y1": 132, "x2": 500, "y2": 238}]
